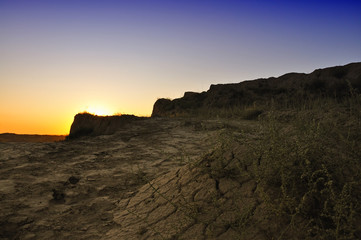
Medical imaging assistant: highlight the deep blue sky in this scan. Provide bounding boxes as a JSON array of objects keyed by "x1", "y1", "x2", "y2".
[{"x1": 1, "y1": 0, "x2": 361, "y2": 133}]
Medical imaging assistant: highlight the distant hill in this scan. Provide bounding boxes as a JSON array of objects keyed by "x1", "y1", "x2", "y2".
[
  {"x1": 152, "y1": 62, "x2": 361, "y2": 117},
  {"x1": 0, "y1": 133, "x2": 65, "y2": 143}
]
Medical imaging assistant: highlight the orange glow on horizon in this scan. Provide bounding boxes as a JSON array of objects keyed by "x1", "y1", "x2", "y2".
[
  {"x1": 0, "y1": 102, "x2": 152, "y2": 135},
  {"x1": 0, "y1": 112, "x2": 73, "y2": 135}
]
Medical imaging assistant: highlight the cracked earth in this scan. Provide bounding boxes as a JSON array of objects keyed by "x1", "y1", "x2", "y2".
[{"x1": 1, "y1": 118, "x2": 263, "y2": 240}]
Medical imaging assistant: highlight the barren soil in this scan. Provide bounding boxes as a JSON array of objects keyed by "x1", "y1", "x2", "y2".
[
  {"x1": 0, "y1": 118, "x2": 242, "y2": 240},
  {"x1": 0, "y1": 134, "x2": 65, "y2": 143}
]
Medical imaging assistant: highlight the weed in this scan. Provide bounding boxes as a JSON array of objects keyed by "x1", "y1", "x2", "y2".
[{"x1": 245, "y1": 95, "x2": 361, "y2": 239}]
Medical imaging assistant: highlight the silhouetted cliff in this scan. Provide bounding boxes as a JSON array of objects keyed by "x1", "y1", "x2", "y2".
[
  {"x1": 152, "y1": 62, "x2": 361, "y2": 117},
  {"x1": 68, "y1": 113, "x2": 146, "y2": 139}
]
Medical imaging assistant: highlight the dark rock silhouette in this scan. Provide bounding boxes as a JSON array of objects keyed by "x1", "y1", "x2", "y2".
[
  {"x1": 152, "y1": 62, "x2": 361, "y2": 117},
  {"x1": 68, "y1": 113, "x2": 147, "y2": 139}
]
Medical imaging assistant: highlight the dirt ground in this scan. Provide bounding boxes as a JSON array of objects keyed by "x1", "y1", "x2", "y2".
[
  {"x1": 0, "y1": 134, "x2": 65, "y2": 143},
  {"x1": 0, "y1": 118, "x2": 236, "y2": 240}
]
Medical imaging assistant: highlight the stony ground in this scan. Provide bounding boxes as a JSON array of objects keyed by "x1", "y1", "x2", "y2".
[{"x1": 0, "y1": 118, "x2": 256, "y2": 240}]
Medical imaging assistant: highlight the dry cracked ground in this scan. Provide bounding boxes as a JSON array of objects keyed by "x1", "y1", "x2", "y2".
[{"x1": 0, "y1": 118, "x2": 267, "y2": 240}]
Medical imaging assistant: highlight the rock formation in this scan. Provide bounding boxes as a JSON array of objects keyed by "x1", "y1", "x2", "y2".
[
  {"x1": 68, "y1": 113, "x2": 146, "y2": 139},
  {"x1": 67, "y1": 63, "x2": 361, "y2": 138},
  {"x1": 152, "y1": 62, "x2": 361, "y2": 117}
]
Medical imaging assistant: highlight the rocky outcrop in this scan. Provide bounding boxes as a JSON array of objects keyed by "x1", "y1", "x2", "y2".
[
  {"x1": 68, "y1": 113, "x2": 147, "y2": 139},
  {"x1": 152, "y1": 62, "x2": 361, "y2": 117}
]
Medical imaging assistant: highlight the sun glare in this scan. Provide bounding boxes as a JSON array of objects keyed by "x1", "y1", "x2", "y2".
[{"x1": 86, "y1": 106, "x2": 113, "y2": 116}]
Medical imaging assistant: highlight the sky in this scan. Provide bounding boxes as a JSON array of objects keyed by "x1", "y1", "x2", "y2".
[{"x1": 1, "y1": 0, "x2": 361, "y2": 134}]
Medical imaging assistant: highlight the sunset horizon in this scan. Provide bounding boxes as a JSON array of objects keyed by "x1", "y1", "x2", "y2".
[
  {"x1": 1, "y1": 0, "x2": 361, "y2": 135},
  {"x1": 1, "y1": 1, "x2": 361, "y2": 237}
]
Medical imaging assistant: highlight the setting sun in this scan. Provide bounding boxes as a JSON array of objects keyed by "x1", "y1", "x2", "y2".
[
  {"x1": 1, "y1": 0, "x2": 360, "y2": 136},
  {"x1": 86, "y1": 106, "x2": 114, "y2": 116}
]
